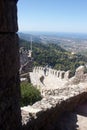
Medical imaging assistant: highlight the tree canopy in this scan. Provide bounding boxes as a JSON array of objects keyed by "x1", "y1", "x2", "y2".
[{"x1": 19, "y1": 39, "x2": 87, "y2": 74}]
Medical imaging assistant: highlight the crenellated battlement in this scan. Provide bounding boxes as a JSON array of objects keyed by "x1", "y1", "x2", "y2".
[
  {"x1": 21, "y1": 66, "x2": 87, "y2": 130},
  {"x1": 30, "y1": 66, "x2": 87, "y2": 92},
  {"x1": 33, "y1": 66, "x2": 71, "y2": 79}
]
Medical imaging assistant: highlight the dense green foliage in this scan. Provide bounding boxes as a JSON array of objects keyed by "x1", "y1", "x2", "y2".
[
  {"x1": 19, "y1": 39, "x2": 87, "y2": 74},
  {"x1": 21, "y1": 82, "x2": 42, "y2": 107}
]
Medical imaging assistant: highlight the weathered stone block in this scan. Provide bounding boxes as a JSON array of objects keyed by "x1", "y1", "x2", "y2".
[
  {"x1": 59, "y1": 71, "x2": 65, "y2": 79},
  {"x1": 0, "y1": 0, "x2": 18, "y2": 32},
  {"x1": 0, "y1": 34, "x2": 21, "y2": 130},
  {"x1": 0, "y1": 34, "x2": 19, "y2": 79},
  {"x1": 75, "y1": 65, "x2": 85, "y2": 77},
  {"x1": 64, "y1": 70, "x2": 72, "y2": 79}
]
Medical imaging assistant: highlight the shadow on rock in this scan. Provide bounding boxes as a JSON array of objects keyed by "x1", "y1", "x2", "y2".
[
  {"x1": 74, "y1": 101, "x2": 87, "y2": 117},
  {"x1": 54, "y1": 112, "x2": 79, "y2": 130}
]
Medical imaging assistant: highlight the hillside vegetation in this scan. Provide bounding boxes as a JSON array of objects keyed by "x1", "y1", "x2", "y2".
[
  {"x1": 19, "y1": 39, "x2": 87, "y2": 74},
  {"x1": 21, "y1": 82, "x2": 42, "y2": 106}
]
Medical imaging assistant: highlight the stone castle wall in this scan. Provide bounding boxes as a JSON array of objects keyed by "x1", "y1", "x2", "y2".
[
  {"x1": 22, "y1": 66, "x2": 87, "y2": 130},
  {"x1": 33, "y1": 66, "x2": 87, "y2": 83},
  {"x1": 22, "y1": 87, "x2": 87, "y2": 130},
  {"x1": 0, "y1": 1, "x2": 87, "y2": 130},
  {"x1": 0, "y1": 0, "x2": 21, "y2": 130}
]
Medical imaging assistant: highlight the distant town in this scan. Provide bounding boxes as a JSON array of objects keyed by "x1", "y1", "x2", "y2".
[{"x1": 18, "y1": 32, "x2": 87, "y2": 56}]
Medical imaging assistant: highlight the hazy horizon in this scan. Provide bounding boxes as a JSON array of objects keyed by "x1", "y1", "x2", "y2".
[{"x1": 18, "y1": 31, "x2": 87, "y2": 40}]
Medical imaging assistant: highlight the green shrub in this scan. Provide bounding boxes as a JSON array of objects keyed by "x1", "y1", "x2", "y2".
[{"x1": 21, "y1": 82, "x2": 42, "y2": 107}]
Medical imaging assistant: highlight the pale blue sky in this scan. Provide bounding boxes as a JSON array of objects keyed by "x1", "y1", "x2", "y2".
[{"x1": 18, "y1": 0, "x2": 87, "y2": 33}]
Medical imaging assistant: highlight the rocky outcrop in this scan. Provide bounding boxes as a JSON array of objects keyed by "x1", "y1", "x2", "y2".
[
  {"x1": 68, "y1": 66, "x2": 87, "y2": 85},
  {"x1": 0, "y1": 1, "x2": 21, "y2": 130}
]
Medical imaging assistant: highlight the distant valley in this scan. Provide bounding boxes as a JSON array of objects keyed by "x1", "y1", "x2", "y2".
[{"x1": 18, "y1": 32, "x2": 87, "y2": 56}]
